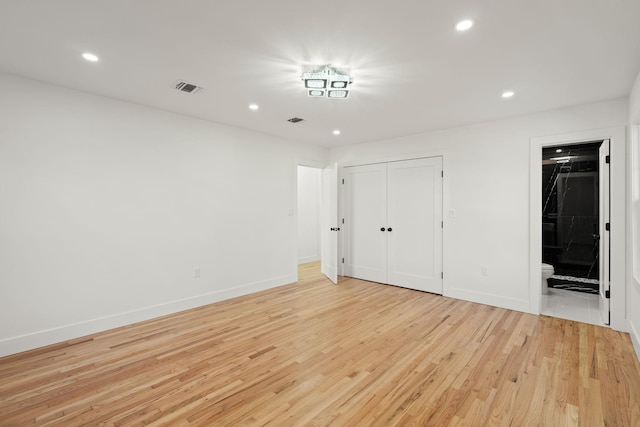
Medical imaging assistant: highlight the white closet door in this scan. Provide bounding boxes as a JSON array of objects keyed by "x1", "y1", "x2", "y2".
[
  {"x1": 387, "y1": 157, "x2": 443, "y2": 293},
  {"x1": 343, "y1": 163, "x2": 387, "y2": 283}
]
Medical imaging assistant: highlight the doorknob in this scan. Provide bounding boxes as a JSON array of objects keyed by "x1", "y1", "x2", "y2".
[
  {"x1": 387, "y1": 227, "x2": 392, "y2": 232},
  {"x1": 380, "y1": 227, "x2": 386, "y2": 232},
  {"x1": 330, "y1": 227, "x2": 336, "y2": 231}
]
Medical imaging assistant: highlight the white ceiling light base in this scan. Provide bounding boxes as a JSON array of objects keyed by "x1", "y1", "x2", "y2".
[{"x1": 302, "y1": 65, "x2": 352, "y2": 99}]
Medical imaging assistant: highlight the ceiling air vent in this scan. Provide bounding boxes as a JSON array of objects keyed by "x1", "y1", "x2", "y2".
[
  {"x1": 287, "y1": 117, "x2": 305, "y2": 123},
  {"x1": 174, "y1": 80, "x2": 203, "y2": 94}
]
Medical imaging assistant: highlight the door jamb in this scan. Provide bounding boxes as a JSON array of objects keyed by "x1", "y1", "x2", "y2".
[
  {"x1": 338, "y1": 152, "x2": 448, "y2": 292},
  {"x1": 529, "y1": 127, "x2": 626, "y2": 331},
  {"x1": 294, "y1": 160, "x2": 325, "y2": 282}
]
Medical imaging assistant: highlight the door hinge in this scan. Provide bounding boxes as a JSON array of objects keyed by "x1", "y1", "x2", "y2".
[
  {"x1": 342, "y1": 258, "x2": 344, "y2": 264},
  {"x1": 441, "y1": 272, "x2": 444, "y2": 279},
  {"x1": 605, "y1": 289, "x2": 610, "y2": 299},
  {"x1": 342, "y1": 218, "x2": 344, "y2": 224},
  {"x1": 605, "y1": 222, "x2": 610, "y2": 231},
  {"x1": 441, "y1": 221, "x2": 444, "y2": 228},
  {"x1": 441, "y1": 170, "x2": 444, "y2": 178},
  {"x1": 342, "y1": 178, "x2": 344, "y2": 184},
  {"x1": 605, "y1": 155, "x2": 610, "y2": 164}
]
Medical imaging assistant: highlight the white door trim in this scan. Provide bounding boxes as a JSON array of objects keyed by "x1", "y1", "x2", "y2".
[
  {"x1": 340, "y1": 154, "x2": 446, "y2": 294},
  {"x1": 293, "y1": 159, "x2": 326, "y2": 282},
  {"x1": 529, "y1": 126, "x2": 626, "y2": 331}
]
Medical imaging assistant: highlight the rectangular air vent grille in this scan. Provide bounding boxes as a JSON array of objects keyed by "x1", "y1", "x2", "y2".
[
  {"x1": 287, "y1": 117, "x2": 305, "y2": 123},
  {"x1": 174, "y1": 80, "x2": 203, "y2": 94}
]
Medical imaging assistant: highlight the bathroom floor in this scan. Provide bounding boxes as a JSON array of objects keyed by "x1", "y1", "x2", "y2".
[
  {"x1": 541, "y1": 288, "x2": 606, "y2": 327},
  {"x1": 548, "y1": 274, "x2": 599, "y2": 294}
]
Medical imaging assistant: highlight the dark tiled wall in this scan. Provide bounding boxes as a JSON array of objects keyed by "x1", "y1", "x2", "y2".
[{"x1": 542, "y1": 143, "x2": 600, "y2": 279}]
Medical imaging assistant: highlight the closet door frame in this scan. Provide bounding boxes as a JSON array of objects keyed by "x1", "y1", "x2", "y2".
[{"x1": 340, "y1": 154, "x2": 445, "y2": 294}]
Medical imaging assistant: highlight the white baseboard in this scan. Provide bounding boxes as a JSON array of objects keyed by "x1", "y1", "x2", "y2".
[
  {"x1": 629, "y1": 320, "x2": 640, "y2": 364},
  {"x1": 0, "y1": 274, "x2": 295, "y2": 358},
  {"x1": 444, "y1": 287, "x2": 531, "y2": 314},
  {"x1": 298, "y1": 255, "x2": 320, "y2": 264}
]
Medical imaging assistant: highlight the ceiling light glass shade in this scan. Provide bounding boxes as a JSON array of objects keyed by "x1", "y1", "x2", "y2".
[
  {"x1": 302, "y1": 65, "x2": 352, "y2": 99},
  {"x1": 328, "y1": 89, "x2": 349, "y2": 99},
  {"x1": 305, "y1": 79, "x2": 327, "y2": 89},
  {"x1": 330, "y1": 74, "x2": 350, "y2": 88}
]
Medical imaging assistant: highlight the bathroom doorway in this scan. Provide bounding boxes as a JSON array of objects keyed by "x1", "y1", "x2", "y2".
[{"x1": 540, "y1": 140, "x2": 609, "y2": 325}]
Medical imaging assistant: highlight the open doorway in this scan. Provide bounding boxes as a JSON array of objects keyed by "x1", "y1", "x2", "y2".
[
  {"x1": 540, "y1": 140, "x2": 609, "y2": 326},
  {"x1": 296, "y1": 163, "x2": 339, "y2": 284},
  {"x1": 297, "y1": 165, "x2": 322, "y2": 276}
]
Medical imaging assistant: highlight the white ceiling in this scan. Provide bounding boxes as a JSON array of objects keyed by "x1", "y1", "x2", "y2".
[{"x1": 1, "y1": 1, "x2": 639, "y2": 147}]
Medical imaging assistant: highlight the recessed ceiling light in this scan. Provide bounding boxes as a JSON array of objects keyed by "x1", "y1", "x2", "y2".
[
  {"x1": 502, "y1": 90, "x2": 515, "y2": 98},
  {"x1": 249, "y1": 104, "x2": 259, "y2": 111},
  {"x1": 555, "y1": 148, "x2": 562, "y2": 153},
  {"x1": 333, "y1": 130, "x2": 341, "y2": 135},
  {"x1": 456, "y1": 20, "x2": 473, "y2": 31},
  {"x1": 82, "y1": 52, "x2": 99, "y2": 62}
]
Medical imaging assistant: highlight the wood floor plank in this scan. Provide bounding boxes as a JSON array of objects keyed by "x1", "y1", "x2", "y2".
[{"x1": 1, "y1": 261, "x2": 639, "y2": 425}]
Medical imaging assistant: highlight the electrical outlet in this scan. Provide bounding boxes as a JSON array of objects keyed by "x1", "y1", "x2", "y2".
[{"x1": 193, "y1": 267, "x2": 201, "y2": 278}]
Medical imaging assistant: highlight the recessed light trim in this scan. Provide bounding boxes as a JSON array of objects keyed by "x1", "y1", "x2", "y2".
[
  {"x1": 333, "y1": 130, "x2": 341, "y2": 135},
  {"x1": 502, "y1": 90, "x2": 515, "y2": 98},
  {"x1": 456, "y1": 20, "x2": 473, "y2": 31},
  {"x1": 249, "y1": 104, "x2": 259, "y2": 111},
  {"x1": 82, "y1": 52, "x2": 99, "y2": 62}
]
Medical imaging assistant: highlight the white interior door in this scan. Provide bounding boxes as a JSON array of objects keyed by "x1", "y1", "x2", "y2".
[
  {"x1": 321, "y1": 163, "x2": 338, "y2": 284},
  {"x1": 386, "y1": 157, "x2": 443, "y2": 293},
  {"x1": 343, "y1": 163, "x2": 387, "y2": 283},
  {"x1": 598, "y1": 139, "x2": 610, "y2": 324}
]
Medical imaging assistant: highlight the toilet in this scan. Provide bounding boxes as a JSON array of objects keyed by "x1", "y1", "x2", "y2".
[{"x1": 541, "y1": 263, "x2": 555, "y2": 295}]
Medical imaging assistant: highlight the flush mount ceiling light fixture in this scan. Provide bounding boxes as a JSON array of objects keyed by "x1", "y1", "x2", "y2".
[{"x1": 302, "y1": 65, "x2": 352, "y2": 99}]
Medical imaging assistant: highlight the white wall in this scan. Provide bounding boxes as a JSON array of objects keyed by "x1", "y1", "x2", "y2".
[
  {"x1": 330, "y1": 99, "x2": 628, "y2": 315},
  {"x1": 297, "y1": 166, "x2": 321, "y2": 264},
  {"x1": 0, "y1": 72, "x2": 327, "y2": 357},
  {"x1": 628, "y1": 70, "x2": 640, "y2": 361}
]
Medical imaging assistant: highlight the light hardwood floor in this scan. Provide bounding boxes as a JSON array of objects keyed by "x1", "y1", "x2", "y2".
[{"x1": 1, "y1": 262, "x2": 639, "y2": 425}]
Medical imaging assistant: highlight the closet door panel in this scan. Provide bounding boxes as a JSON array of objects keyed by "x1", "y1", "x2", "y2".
[
  {"x1": 387, "y1": 157, "x2": 443, "y2": 293},
  {"x1": 344, "y1": 164, "x2": 387, "y2": 283}
]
